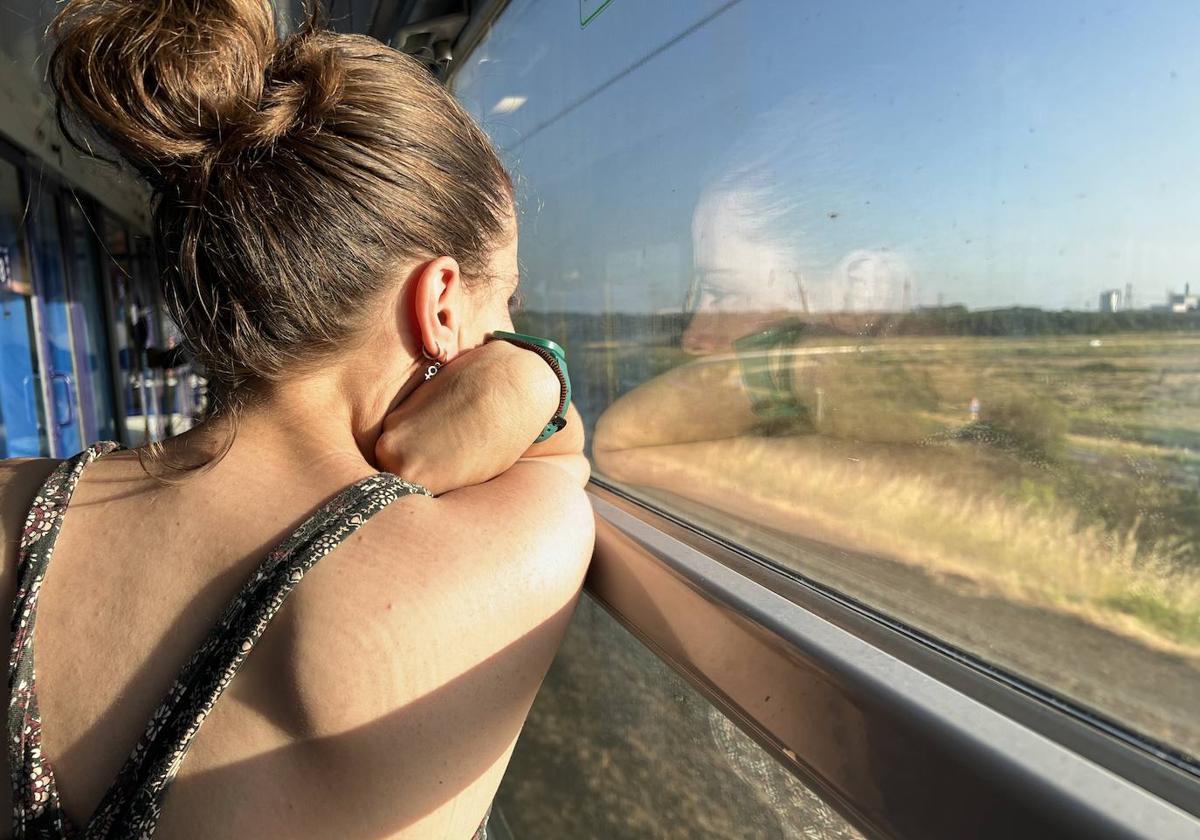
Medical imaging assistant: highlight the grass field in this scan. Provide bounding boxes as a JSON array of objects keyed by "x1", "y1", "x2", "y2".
[{"x1": 581, "y1": 331, "x2": 1200, "y2": 654}]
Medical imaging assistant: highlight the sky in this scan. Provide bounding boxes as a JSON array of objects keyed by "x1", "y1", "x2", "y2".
[{"x1": 456, "y1": 0, "x2": 1200, "y2": 315}]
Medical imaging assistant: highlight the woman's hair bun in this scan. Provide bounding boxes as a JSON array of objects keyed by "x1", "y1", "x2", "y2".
[
  {"x1": 50, "y1": 0, "x2": 344, "y2": 188},
  {"x1": 47, "y1": 0, "x2": 514, "y2": 414}
]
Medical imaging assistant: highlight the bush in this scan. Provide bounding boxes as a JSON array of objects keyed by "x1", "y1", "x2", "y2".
[{"x1": 980, "y1": 394, "x2": 1069, "y2": 456}]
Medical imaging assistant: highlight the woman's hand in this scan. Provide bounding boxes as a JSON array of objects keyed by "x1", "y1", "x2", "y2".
[{"x1": 375, "y1": 340, "x2": 565, "y2": 495}]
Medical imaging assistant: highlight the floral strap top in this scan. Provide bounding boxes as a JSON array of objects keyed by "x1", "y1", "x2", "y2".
[{"x1": 9, "y1": 442, "x2": 489, "y2": 839}]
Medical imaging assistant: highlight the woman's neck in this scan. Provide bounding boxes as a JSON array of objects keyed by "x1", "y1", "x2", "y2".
[
  {"x1": 161, "y1": 381, "x2": 400, "y2": 483},
  {"x1": 154, "y1": 337, "x2": 427, "y2": 485}
]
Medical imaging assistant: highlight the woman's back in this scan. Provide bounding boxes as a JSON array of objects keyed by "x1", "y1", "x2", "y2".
[
  {"x1": 0, "y1": 428, "x2": 592, "y2": 838},
  {"x1": 10, "y1": 0, "x2": 597, "y2": 834}
]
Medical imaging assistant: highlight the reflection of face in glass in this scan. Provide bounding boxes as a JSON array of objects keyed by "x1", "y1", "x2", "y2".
[
  {"x1": 830, "y1": 249, "x2": 911, "y2": 313},
  {"x1": 683, "y1": 187, "x2": 804, "y2": 354}
]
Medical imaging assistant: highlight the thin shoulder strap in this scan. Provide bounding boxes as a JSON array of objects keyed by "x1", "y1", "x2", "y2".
[
  {"x1": 82, "y1": 471, "x2": 430, "y2": 839},
  {"x1": 9, "y1": 441, "x2": 123, "y2": 839}
]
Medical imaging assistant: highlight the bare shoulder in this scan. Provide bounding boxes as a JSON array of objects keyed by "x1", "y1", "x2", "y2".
[
  {"x1": 374, "y1": 457, "x2": 595, "y2": 607},
  {"x1": 0, "y1": 458, "x2": 63, "y2": 541},
  {"x1": 0, "y1": 458, "x2": 63, "y2": 610},
  {"x1": 285, "y1": 459, "x2": 594, "y2": 726},
  {"x1": 250, "y1": 462, "x2": 594, "y2": 837},
  {"x1": 429, "y1": 458, "x2": 596, "y2": 568}
]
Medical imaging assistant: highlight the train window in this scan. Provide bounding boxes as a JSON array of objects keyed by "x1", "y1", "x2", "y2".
[
  {"x1": 0, "y1": 157, "x2": 47, "y2": 457},
  {"x1": 454, "y1": 0, "x2": 1200, "y2": 762},
  {"x1": 496, "y1": 594, "x2": 862, "y2": 839},
  {"x1": 99, "y1": 215, "x2": 166, "y2": 445},
  {"x1": 29, "y1": 180, "x2": 85, "y2": 455},
  {"x1": 62, "y1": 197, "x2": 119, "y2": 442}
]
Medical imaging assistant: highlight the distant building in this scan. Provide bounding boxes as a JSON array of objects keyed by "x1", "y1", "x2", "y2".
[
  {"x1": 1167, "y1": 284, "x2": 1199, "y2": 313},
  {"x1": 1099, "y1": 289, "x2": 1121, "y2": 313}
]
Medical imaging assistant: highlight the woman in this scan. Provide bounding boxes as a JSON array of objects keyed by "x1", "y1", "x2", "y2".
[{"x1": 0, "y1": 1, "x2": 593, "y2": 837}]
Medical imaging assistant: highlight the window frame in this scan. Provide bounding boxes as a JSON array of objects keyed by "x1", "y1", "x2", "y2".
[{"x1": 587, "y1": 481, "x2": 1200, "y2": 838}]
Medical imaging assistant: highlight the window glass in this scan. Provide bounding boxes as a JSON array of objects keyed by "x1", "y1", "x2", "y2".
[
  {"x1": 456, "y1": 0, "x2": 1200, "y2": 760},
  {"x1": 30, "y1": 182, "x2": 83, "y2": 456},
  {"x1": 63, "y1": 198, "x2": 118, "y2": 442},
  {"x1": 158, "y1": 308, "x2": 204, "y2": 436},
  {"x1": 0, "y1": 159, "x2": 46, "y2": 457},
  {"x1": 497, "y1": 595, "x2": 862, "y2": 839},
  {"x1": 100, "y1": 216, "x2": 163, "y2": 445},
  {"x1": 127, "y1": 233, "x2": 171, "y2": 440}
]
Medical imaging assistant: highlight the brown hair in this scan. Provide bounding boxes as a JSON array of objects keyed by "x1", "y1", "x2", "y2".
[{"x1": 49, "y1": 0, "x2": 513, "y2": 414}]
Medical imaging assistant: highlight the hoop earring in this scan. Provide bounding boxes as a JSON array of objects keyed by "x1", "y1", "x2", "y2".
[{"x1": 421, "y1": 343, "x2": 443, "y2": 381}]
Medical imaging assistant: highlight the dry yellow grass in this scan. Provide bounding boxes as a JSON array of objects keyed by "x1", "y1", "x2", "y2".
[{"x1": 597, "y1": 435, "x2": 1200, "y2": 656}]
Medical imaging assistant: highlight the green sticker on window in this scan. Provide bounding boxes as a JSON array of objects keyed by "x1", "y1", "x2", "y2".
[{"x1": 580, "y1": 0, "x2": 615, "y2": 27}]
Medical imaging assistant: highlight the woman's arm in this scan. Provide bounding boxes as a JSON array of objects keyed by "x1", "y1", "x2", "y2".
[
  {"x1": 375, "y1": 340, "x2": 585, "y2": 495},
  {"x1": 593, "y1": 355, "x2": 758, "y2": 455}
]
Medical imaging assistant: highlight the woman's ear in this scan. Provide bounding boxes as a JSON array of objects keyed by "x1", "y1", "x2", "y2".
[{"x1": 410, "y1": 256, "x2": 464, "y2": 362}]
